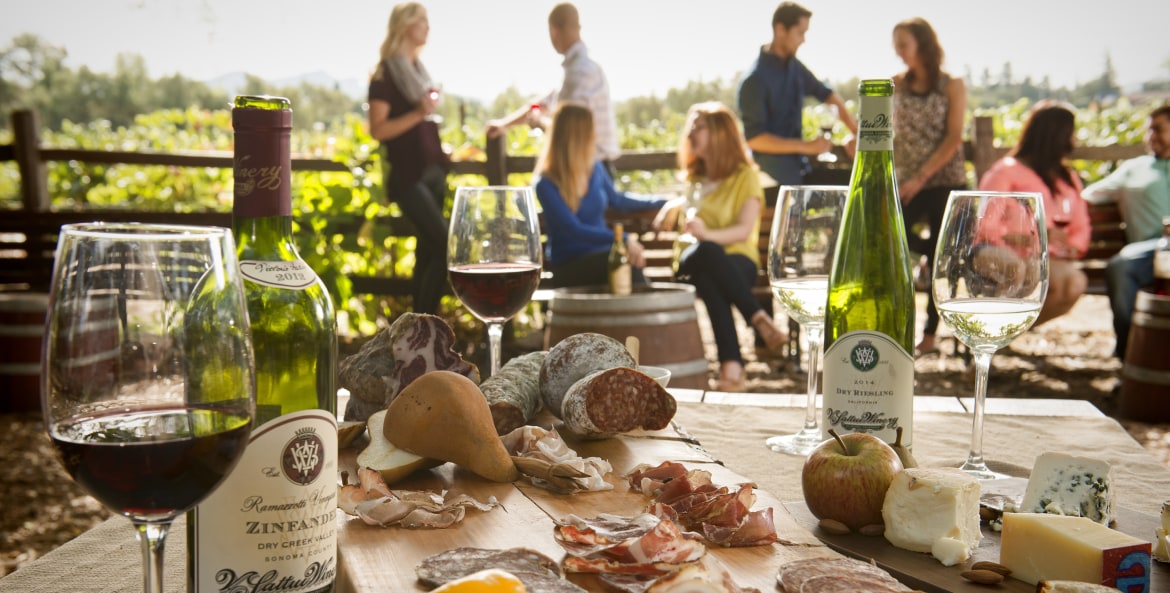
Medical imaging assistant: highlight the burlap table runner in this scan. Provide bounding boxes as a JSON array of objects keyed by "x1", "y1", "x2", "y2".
[{"x1": 3, "y1": 403, "x2": 1167, "y2": 592}]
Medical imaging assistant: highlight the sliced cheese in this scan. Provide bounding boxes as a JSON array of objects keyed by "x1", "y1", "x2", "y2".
[
  {"x1": 882, "y1": 467, "x2": 982, "y2": 565},
  {"x1": 1021, "y1": 452, "x2": 1115, "y2": 525},
  {"x1": 999, "y1": 513, "x2": 1151, "y2": 589}
]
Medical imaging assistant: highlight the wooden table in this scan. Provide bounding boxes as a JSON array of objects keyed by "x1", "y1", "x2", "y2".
[{"x1": 4, "y1": 392, "x2": 1168, "y2": 593}]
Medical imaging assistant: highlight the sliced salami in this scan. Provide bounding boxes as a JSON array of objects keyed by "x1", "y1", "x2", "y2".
[
  {"x1": 798, "y1": 573, "x2": 911, "y2": 593},
  {"x1": 777, "y1": 557, "x2": 908, "y2": 593},
  {"x1": 415, "y1": 547, "x2": 569, "y2": 589},
  {"x1": 559, "y1": 367, "x2": 677, "y2": 438},
  {"x1": 480, "y1": 351, "x2": 547, "y2": 434},
  {"x1": 540, "y1": 333, "x2": 636, "y2": 418}
]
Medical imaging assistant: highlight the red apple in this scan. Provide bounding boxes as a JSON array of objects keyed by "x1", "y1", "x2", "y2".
[{"x1": 802, "y1": 429, "x2": 904, "y2": 531}]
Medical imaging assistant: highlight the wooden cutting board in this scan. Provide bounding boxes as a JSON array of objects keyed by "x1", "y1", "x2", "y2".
[
  {"x1": 787, "y1": 499, "x2": 1169, "y2": 593},
  {"x1": 335, "y1": 421, "x2": 838, "y2": 592}
]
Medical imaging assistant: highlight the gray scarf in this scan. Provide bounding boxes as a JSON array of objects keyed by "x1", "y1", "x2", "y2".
[{"x1": 384, "y1": 54, "x2": 433, "y2": 103}]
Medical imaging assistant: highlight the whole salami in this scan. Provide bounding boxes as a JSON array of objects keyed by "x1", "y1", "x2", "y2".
[
  {"x1": 480, "y1": 351, "x2": 547, "y2": 435},
  {"x1": 559, "y1": 367, "x2": 677, "y2": 438},
  {"x1": 540, "y1": 333, "x2": 636, "y2": 418}
]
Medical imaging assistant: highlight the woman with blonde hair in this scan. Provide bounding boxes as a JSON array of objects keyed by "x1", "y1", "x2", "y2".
[
  {"x1": 534, "y1": 102, "x2": 665, "y2": 288},
  {"x1": 663, "y1": 102, "x2": 786, "y2": 391},
  {"x1": 367, "y1": 2, "x2": 450, "y2": 314}
]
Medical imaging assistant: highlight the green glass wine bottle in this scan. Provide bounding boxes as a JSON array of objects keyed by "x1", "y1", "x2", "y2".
[
  {"x1": 608, "y1": 222, "x2": 632, "y2": 295},
  {"x1": 188, "y1": 95, "x2": 338, "y2": 593},
  {"x1": 821, "y1": 79, "x2": 916, "y2": 448}
]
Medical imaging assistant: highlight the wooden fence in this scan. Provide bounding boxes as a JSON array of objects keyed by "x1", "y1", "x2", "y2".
[{"x1": 0, "y1": 108, "x2": 1147, "y2": 296}]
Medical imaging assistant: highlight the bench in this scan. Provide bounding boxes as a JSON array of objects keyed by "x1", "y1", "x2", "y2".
[{"x1": 1081, "y1": 200, "x2": 1126, "y2": 295}]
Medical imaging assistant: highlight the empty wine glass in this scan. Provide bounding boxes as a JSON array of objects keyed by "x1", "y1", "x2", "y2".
[
  {"x1": 932, "y1": 191, "x2": 1048, "y2": 479},
  {"x1": 448, "y1": 186, "x2": 543, "y2": 376},
  {"x1": 43, "y1": 223, "x2": 255, "y2": 593},
  {"x1": 766, "y1": 185, "x2": 848, "y2": 455},
  {"x1": 424, "y1": 85, "x2": 443, "y2": 123}
]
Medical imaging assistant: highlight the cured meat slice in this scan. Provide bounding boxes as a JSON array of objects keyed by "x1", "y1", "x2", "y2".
[
  {"x1": 798, "y1": 573, "x2": 910, "y2": 593},
  {"x1": 540, "y1": 332, "x2": 636, "y2": 418},
  {"x1": 560, "y1": 367, "x2": 677, "y2": 438},
  {"x1": 777, "y1": 557, "x2": 908, "y2": 593},
  {"x1": 555, "y1": 514, "x2": 706, "y2": 567},
  {"x1": 480, "y1": 351, "x2": 546, "y2": 434},
  {"x1": 415, "y1": 547, "x2": 580, "y2": 592}
]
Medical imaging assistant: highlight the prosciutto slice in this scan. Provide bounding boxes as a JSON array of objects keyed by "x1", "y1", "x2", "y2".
[{"x1": 338, "y1": 466, "x2": 499, "y2": 528}]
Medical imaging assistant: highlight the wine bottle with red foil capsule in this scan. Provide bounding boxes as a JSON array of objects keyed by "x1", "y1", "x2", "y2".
[{"x1": 187, "y1": 95, "x2": 338, "y2": 593}]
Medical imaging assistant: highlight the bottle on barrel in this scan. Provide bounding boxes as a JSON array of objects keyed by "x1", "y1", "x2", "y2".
[
  {"x1": 821, "y1": 78, "x2": 916, "y2": 448},
  {"x1": 1151, "y1": 216, "x2": 1170, "y2": 296},
  {"x1": 609, "y1": 222, "x2": 632, "y2": 296}
]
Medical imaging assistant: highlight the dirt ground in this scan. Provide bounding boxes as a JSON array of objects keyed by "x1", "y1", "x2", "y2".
[{"x1": 3, "y1": 293, "x2": 1168, "y2": 577}]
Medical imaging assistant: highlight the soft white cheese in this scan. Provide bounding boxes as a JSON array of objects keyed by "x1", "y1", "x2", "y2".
[
  {"x1": 1154, "y1": 500, "x2": 1170, "y2": 564},
  {"x1": 882, "y1": 467, "x2": 982, "y2": 564},
  {"x1": 1020, "y1": 452, "x2": 1115, "y2": 525}
]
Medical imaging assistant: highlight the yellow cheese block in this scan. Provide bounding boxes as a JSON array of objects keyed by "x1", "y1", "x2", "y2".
[{"x1": 1000, "y1": 513, "x2": 1151, "y2": 590}]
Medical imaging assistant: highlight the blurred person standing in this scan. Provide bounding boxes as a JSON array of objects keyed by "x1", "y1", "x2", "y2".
[
  {"x1": 1083, "y1": 104, "x2": 1170, "y2": 358},
  {"x1": 891, "y1": 17, "x2": 969, "y2": 356},
  {"x1": 487, "y1": 2, "x2": 619, "y2": 168},
  {"x1": 979, "y1": 101, "x2": 1090, "y2": 326},
  {"x1": 367, "y1": 2, "x2": 450, "y2": 315},
  {"x1": 736, "y1": 1, "x2": 856, "y2": 188}
]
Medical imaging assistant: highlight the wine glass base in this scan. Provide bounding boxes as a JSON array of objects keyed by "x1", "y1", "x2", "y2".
[
  {"x1": 765, "y1": 432, "x2": 822, "y2": 456},
  {"x1": 958, "y1": 461, "x2": 1011, "y2": 481}
]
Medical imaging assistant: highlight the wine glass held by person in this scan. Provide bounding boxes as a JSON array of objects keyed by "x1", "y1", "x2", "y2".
[
  {"x1": 890, "y1": 16, "x2": 969, "y2": 356},
  {"x1": 448, "y1": 186, "x2": 543, "y2": 377},
  {"x1": 534, "y1": 102, "x2": 667, "y2": 288},
  {"x1": 765, "y1": 185, "x2": 847, "y2": 454},
  {"x1": 665, "y1": 102, "x2": 787, "y2": 392},
  {"x1": 932, "y1": 191, "x2": 1048, "y2": 479},
  {"x1": 367, "y1": 2, "x2": 451, "y2": 315},
  {"x1": 43, "y1": 223, "x2": 255, "y2": 593},
  {"x1": 978, "y1": 100, "x2": 1089, "y2": 326}
]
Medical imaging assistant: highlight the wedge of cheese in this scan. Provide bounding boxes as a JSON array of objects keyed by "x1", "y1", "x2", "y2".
[
  {"x1": 1153, "y1": 501, "x2": 1170, "y2": 564},
  {"x1": 1000, "y1": 513, "x2": 1151, "y2": 589},
  {"x1": 882, "y1": 468, "x2": 982, "y2": 565},
  {"x1": 1020, "y1": 452, "x2": 1115, "y2": 525}
]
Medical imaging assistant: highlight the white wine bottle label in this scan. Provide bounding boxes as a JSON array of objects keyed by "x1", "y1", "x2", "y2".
[
  {"x1": 1155, "y1": 250, "x2": 1170, "y2": 280},
  {"x1": 240, "y1": 259, "x2": 317, "y2": 290},
  {"x1": 822, "y1": 330, "x2": 914, "y2": 446},
  {"x1": 857, "y1": 95, "x2": 893, "y2": 152},
  {"x1": 191, "y1": 409, "x2": 338, "y2": 593}
]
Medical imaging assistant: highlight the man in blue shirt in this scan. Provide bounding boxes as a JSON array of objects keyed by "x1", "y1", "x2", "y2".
[
  {"x1": 1083, "y1": 104, "x2": 1170, "y2": 359},
  {"x1": 737, "y1": 2, "x2": 856, "y2": 187}
]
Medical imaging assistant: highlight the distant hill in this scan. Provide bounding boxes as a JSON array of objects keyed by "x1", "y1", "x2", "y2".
[{"x1": 205, "y1": 70, "x2": 365, "y2": 99}]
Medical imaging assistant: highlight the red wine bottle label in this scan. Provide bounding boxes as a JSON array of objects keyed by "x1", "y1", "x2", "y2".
[
  {"x1": 190, "y1": 409, "x2": 338, "y2": 593},
  {"x1": 240, "y1": 259, "x2": 317, "y2": 290},
  {"x1": 233, "y1": 107, "x2": 292, "y2": 218}
]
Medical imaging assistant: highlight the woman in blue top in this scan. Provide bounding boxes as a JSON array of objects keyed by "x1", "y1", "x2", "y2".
[{"x1": 534, "y1": 102, "x2": 666, "y2": 287}]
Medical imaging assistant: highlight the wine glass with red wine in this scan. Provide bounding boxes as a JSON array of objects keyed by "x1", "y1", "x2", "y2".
[
  {"x1": 42, "y1": 223, "x2": 255, "y2": 593},
  {"x1": 448, "y1": 186, "x2": 543, "y2": 376}
]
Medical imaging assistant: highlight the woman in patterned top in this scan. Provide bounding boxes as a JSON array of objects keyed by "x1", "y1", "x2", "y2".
[{"x1": 892, "y1": 17, "x2": 969, "y2": 356}]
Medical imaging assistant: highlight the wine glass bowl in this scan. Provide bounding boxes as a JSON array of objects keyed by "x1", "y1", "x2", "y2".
[
  {"x1": 932, "y1": 191, "x2": 1048, "y2": 479},
  {"x1": 766, "y1": 185, "x2": 848, "y2": 455},
  {"x1": 43, "y1": 223, "x2": 254, "y2": 593},
  {"x1": 448, "y1": 186, "x2": 543, "y2": 376}
]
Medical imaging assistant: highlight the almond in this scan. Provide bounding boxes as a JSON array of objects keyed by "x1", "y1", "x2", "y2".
[
  {"x1": 817, "y1": 518, "x2": 850, "y2": 535},
  {"x1": 960, "y1": 569, "x2": 1004, "y2": 585},
  {"x1": 970, "y1": 561, "x2": 1012, "y2": 577},
  {"x1": 858, "y1": 523, "x2": 885, "y2": 537}
]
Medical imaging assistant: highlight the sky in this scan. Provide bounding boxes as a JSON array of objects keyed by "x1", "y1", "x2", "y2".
[{"x1": 2, "y1": 0, "x2": 1168, "y2": 103}]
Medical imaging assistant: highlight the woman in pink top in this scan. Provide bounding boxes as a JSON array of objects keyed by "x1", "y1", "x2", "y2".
[{"x1": 978, "y1": 100, "x2": 1089, "y2": 326}]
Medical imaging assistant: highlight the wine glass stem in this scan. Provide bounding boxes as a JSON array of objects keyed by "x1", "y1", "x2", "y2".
[
  {"x1": 487, "y1": 322, "x2": 504, "y2": 377},
  {"x1": 133, "y1": 520, "x2": 172, "y2": 593},
  {"x1": 802, "y1": 324, "x2": 824, "y2": 432},
  {"x1": 968, "y1": 350, "x2": 995, "y2": 469}
]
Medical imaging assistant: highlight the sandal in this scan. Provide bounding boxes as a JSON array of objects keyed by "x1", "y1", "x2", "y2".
[
  {"x1": 713, "y1": 362, "x2": 747, "y2": 392},
  {"x1": 751, "y1": 313, "x2": 788, "y2": 350}
]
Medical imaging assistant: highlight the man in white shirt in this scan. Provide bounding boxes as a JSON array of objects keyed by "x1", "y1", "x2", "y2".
[
  {"x1": 486, "y1": 3, "x2": 620, "y2": 165},
  {"x1": 1083, "y1": 104, "x2": 1170, "y2": 359}
]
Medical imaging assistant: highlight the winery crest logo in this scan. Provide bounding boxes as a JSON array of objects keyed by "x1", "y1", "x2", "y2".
[
  {"x1": 281, "y1": 427, "x2": 324, "y2": 485},
  {"x1": 849, "y1": 340, "x2": 880, "y2": 372}
]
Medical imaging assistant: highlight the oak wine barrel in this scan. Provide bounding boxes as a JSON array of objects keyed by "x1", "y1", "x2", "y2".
[{"x1": 1120, "y1": 290, "x2": 1170, "y2": 422}]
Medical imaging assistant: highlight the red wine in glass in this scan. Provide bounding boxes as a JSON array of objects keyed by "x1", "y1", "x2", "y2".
[
  {"x1": 449, "y1": 262, "x2": 541, "y2": 322},
  {"x1": 51, "y1": 406, "x2": 252, "y2": 518}
]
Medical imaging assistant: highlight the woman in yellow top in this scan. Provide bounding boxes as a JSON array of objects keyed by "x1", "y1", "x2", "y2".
[{"x1": 660, "y1": 102, "x2": 786, "y2": 391}]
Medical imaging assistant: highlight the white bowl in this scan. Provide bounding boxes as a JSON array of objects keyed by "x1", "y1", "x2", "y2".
[{"x1": 638, "y1": 365, "x2": 671, "y2": 388}]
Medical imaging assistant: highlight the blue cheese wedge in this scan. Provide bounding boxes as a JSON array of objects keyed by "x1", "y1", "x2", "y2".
[{"x1": 1020, "y1": 452, "x2": 1115, "y2": 525}]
